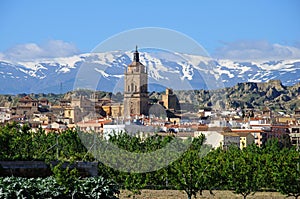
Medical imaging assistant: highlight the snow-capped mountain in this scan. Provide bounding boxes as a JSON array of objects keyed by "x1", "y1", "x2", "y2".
[{"x1": 0, "y1": 50, "x2": 299, "y2": 94}]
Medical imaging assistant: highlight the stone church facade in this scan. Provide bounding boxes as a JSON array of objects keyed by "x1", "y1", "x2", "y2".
[{"x1": 123, "y1": 47, "x2": 149, "y2": 118}]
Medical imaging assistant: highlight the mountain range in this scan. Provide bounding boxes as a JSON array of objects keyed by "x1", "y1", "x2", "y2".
[{"x1": 0, "y1": 50, "x2": 299, "y2": 94}]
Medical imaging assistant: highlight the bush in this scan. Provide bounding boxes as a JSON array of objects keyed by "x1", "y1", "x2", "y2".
[{"x1": 0, "y1": 176, "x2": 119, "y2": 199}]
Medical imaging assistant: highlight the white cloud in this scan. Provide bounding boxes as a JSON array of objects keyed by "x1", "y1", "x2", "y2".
[
  {"x1": 2, "y1": 40, "x2": 80, "y2": 61},
  {"x1": 213, "y1": 40, "x2": 300, "y2": 61}
]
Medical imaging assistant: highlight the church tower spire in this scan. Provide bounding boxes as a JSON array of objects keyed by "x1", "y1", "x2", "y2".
[
  {"x1": 133, "y1": 45, "x2": 139, "y2": 62},
  {"x1": 124, "y1": 46, "x2": 148, "y2": 118}
]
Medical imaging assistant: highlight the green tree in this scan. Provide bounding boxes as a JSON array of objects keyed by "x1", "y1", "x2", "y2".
[
  {"x1": 123, "y1": 173, "x2": 148, "y2": 198},
  {"x1": 273, "y1": 148, "x2": 300, "y2": 199},
  {"x1": 204, "y1": 147, "x2": 227, "y2": 194},
  {"x1": 225, "y1": 145, "x2": 264, "y2": 199},
  {"x1": 51, "y1": 161, "x2": 80, "y2": 195},
  {"x1": 260, "y1": 139, "x2": 282, "y2": 189},
  {"x1": 168, "y1": 136, "x2": 208, "y2": 199},
  {"x1": 0, "y1": 123, "x2": 90, "y2": 161}
]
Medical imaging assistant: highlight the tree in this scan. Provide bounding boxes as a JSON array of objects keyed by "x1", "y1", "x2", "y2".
[
  {"x1": 0, "y1": 124, "x2": 91, "y2": 162},
  {"x1": 224, "y1": 145, "x2": 264, "y2": 199},
  {"x1": 273, "y1": 148, "x2": 300, "y2": 199},
  {"x1": 260, "y1": 139, "x2": 282, "y2": 189},
  {"x1": 123, "y1": 173, "x2": 148, "y2": 198},
  {"x1": 168, "y1": 136, "x2": 209, "y2": 199},
  {"x1": 51, "y1": 161, "x2": 80, "y2": 196},
  {"x1": 204, "y1": 147, "x2": 228, "y2": 194}
]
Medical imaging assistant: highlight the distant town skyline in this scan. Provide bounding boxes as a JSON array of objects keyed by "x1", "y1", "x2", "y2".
[{"x1": 0, "y1": 0, "x2": 300, "y2": 61}]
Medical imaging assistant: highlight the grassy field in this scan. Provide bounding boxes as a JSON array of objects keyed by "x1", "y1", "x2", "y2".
[{"x1": 120, "y1": 190, "x2": 291, "y2": 199}]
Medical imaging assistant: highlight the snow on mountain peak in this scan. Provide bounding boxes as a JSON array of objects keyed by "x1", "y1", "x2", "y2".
[{"x1": 0, "y1": 50, "x2": 299, "y2": 94}]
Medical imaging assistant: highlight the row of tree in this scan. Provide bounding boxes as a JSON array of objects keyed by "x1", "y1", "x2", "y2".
[
  {"x1": 103, "y1": 133, "x2": 300, "y2": 199},
  {"x1": 0, "y1": 122, "x2": 89, "y2": 161},
  {"x1": 0, "y1": 123, "x2": 299, "y2": 199}
]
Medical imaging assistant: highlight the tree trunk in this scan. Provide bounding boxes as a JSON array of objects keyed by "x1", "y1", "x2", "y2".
[
  {"x1": 199, "y1": 189, "x2": 203, "y2": 196},
  {"x1": 185, "y1": 189, "x2": 192, "y2": 199}
]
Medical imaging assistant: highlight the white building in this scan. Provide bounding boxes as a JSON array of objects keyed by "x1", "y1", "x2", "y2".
[
  {"x1": 0, "y1": 107, "x2": 11, "y2": 123},
  {"x1": 195, "y1": 130, "x2": 223, "y2": 149},
  {"x1": 103, "y1": 124, "x2": 126, "y2": 140},
  {"x1": 195, "y1": 127, "x2": 254, "y2": 149}
]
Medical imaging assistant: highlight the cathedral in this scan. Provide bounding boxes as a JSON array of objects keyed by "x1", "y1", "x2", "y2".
[
  {"x1": 97, "y1": 47, "x2": 178, "y2": 119},
  {"x1": 123, "y1": 47, "x2": 149, "y2": 118}
]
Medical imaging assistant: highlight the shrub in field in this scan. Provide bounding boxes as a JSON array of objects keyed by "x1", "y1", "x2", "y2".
[{"x1": 0, "y1": 176, "x2": 119, "y2": 199}]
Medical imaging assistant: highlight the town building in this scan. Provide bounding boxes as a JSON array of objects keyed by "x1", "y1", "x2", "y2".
[
  {"x1": 161, "y1": 88, "x2": 179, "y2": 110},
  {"x1": 102, "y1": 103, "x2": 123, "y2": 118},
  {"x1": 194, "y1": 126, "x2": 226, "y2": 148},
  {"x1": 289, "y1": 125, "x2": 300, "y2": 149},
  {"x1": 0, "y1": 107, "x2": 11, "y2": 124},
  {"x1": 15, "y1": 96, "x2": 39, "y2": 118},
  {"x1": 103, "y1": 124, "x2": 126, "y2": 140},
  {"x1": 64, "y1": 95, "x2": 94, "y2": 123},
  {"x1": 195, "y1": 126, "x2": 255, "y2": 149},
  {"x1": 76, "y1": 118, "x2": 111, "y2": 134},
  {"x1": 230, "y1": 130, "x2": 255, "y2": 149},
  {"x1": 123, "y1": 46, "x2": 149, "y2": 118}
]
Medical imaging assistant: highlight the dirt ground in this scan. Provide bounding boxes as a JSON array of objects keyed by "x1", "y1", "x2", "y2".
[{"x1": 119, "y1": 189, "x2": 291, "y2": 199}]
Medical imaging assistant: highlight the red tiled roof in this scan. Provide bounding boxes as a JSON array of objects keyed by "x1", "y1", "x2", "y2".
[
  {"x1": 231, "y1": 129, "x2": 263, "y2": 133},
  {"x1": 77, "y1": 119, "x2": 112, "y2": 125},
  {"x1": 19, "y1": 96, "x2": 38, "y2": 102}
]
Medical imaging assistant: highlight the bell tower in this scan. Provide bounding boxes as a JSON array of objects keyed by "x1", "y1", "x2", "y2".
[{"x1": 124, "y1": 46, "x2": 148, "y2": 118}]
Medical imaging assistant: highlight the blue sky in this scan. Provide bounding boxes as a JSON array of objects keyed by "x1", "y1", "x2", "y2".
[{"x1": 0, "y1": 0, "x2": 300, "y2": 60}]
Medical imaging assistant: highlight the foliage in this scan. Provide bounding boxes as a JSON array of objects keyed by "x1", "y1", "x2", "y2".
[
  {"x1": 224, "y1": 145, "x2": 264, "y2": 199},
  {"x1": 0, "y1": 176, "x2": 119, "y2": 199},
  {"x1": 0, "y1": 123, "x2": 91, "y2": 161},
  {"x1": 272, "y1": 148, "x2": 300, "y2": 199},
  {"x1": 97, "y1": 132, "x2": 179, "y2": 197},
  {"x1": 51, "y1": 161, "x2": 80, "y2": 194},
  {"x1": 78, "y1": 131, "x2": 300, "y2": 199},
  {"x1": 167, "y1": 136, "x2": 210, "y2": 199},
  {"x1": 1, "y1": 124, "x2": 299, "y2": 199}
]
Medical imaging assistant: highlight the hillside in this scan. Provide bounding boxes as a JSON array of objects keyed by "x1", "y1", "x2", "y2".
[
  {"x1": 173, "y1": 80, "x2": 300, "y2": 112},
  {"x1": 0, "y1": 80, "x2": 299, "y2": 113}
]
